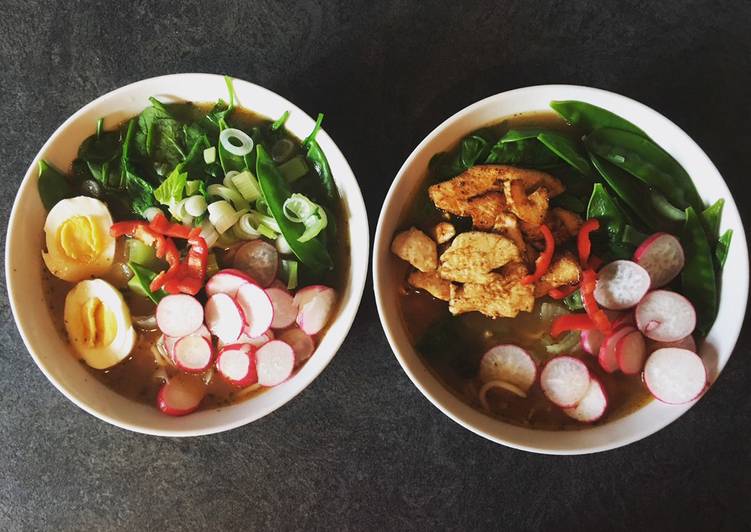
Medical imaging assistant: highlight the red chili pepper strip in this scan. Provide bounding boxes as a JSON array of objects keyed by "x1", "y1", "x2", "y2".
[
  {"x1": 521, "y1": 224, "x2": 555, "y2": 285},
  {"x1": 588, "y1": 255, "x2": 604, "y2": 271},
  {"x1": 548, "y1": 284, "x2": 579, "y2": 300},
  {"x1": 577, "y1": 218, "x2": 600, "y2": 267},
  {"x1": 110, "y1": 220, "x2": 147, "y2": 238},
  {"x1": 149, "y1": 212, "x2": 193, "y2": 240},
  {"x1": 550, "y1": 313, "x2": 596, "y2": 337},
  {"x1": 186, "y1": 236, "x2": 208, "y2": 281},
  {"x1": 580, "y1": 269, "x2": 612, "y2": 333}
]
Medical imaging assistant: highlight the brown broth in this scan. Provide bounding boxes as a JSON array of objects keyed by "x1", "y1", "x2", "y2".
[
  {"x1": 397, "y1": 111, "x2": 652, "y2": 430},
  {"x1": 41, "y1": 103, "x2": 349, "y2": 412}
]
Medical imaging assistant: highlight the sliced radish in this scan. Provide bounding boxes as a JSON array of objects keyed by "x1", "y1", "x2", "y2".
[
  {"x1": 647, "y1": 335, "x2": 696, "y2": 354},
  {"x1": 635, "y1": 290, "x2": 696, "y2": 342},
  {"x1": 216, "y1": 343, "x2": 258, "y2": 387},
  {"x1": 173, "y1": 335, "x2": 214, "y2": 373},
  {"x1": 235, "y1": 283, "x2": 274, "y2": 338},
  {"x1": 292, "y1": 285, "x2": 328, "y2": 309},
  {"x1": 164, "y1": 325, "x2": 211, "y2": 360},
  {"x1": 277, "y1": 328, "x2": 315, "y2": 365},
  {"x1": 598, "y1": 326, "x2": 635, "y2": 373},
  {"x1": 581, "y1": 329, "x2": 605, "y2": 356},
  {"x1": 156, "y1": 294, "x2": 203, "y2": 337},
  {"x1": 243, "y1": 329, "x2": 275, "y2": 347},
  {"x1": 266, "y1": 288, "x2": 298, "y2": 329},
  {"x1": 478, "y1": 344, "x2": 537, "y2": 392},
  {"x1": 232, "y1": 240, "x2": 279, "y2": 287},
  {"x1": 616, "y1": 330, "x2": 647, "y2": 375},
  {"x1": 643, "y1": 348, "x2": 707, "y2": 404},
  {"x1": 205, "y1": 293, "x2": 244, "y2": 343},
  {"x1": 563, "y1": 377, "x2": 608, "y2": 422},
  {"x1": 157, "y1": 374, "x2": 206, "y2": 416},
  {"x1": 594, "y1": 260, "x2": 651, "y2": 310},
  {"x1": 296, "y1": 286, "x2": 336, "y2": 335},
  {"x1": 612, "y1": 312, "x2": 636, "y2": 330},
  {"x1": 269, "y1": 279, "x2": 290, "y2": 293},
  {"x1": 205, "y1": 269, "x2": 257, "y2": 297},
  {"x1": 540, "y1": 356, "x2": 591, "y2": 408},
  {"x1": 634, "y1": 233, "x2": 685, "y2": 288},
  {"x1": 255, "y1": 340, "x2": 295, "y2": 386}
]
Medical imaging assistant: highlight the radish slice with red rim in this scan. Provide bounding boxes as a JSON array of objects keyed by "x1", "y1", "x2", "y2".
[
  {"x1": 205, "y1": 269, "x2": 257, "y2": 297},
  {"x1": 611, "y1": 312, "x2": 636, "y2": 330},
  {"x1": 644, "y1": 348, "x2": 707, "y2": 404},
  {"x1": 156, "y1": 294, "x2": 203, "y2": 337},
  {"x1": 205, "y1": 293, "x2": 244, "y2": 343},
  {"x1": 174, "y1": 335, "x2": 214, "y2": 373},
  {"x1": 634, "y1": 233, "x2": 685, "y2": 288},
  {"x1": 598, "y1": 326, "x2": 635, "y2": 373},
  {"x1": 478, "y1": 344, "x2": 537, "y2": 392},
  {"x1": 580, "y1": 329, "x2": 605, "y2": 356},
  {"x1": 295, "y1": 286, "x2": 336, "y2": 335},
  {"x1": 292, "y1": 285, "x2": 328, "y2": 309},
  {"x1": 243, "y1": 329, "x2": 275, "y2": 347},
  {"x1": 594, "y1": 260, "x2": 651, "y2": 310},
  {"x1": 157, "y1": 374, "x2": 206, "y2": 416},
  {"x1": 277, "y1": 328, "x2": 315, "y2": 365},
  {"x1": 232, "y1": 240, "x2": 279, "y2": 288},
  {"x1": 266, "y1": 288, "x2": 298, "y2": 329},
  {"x1": 235, "y1": 283, "x2": 274, "y2": 338},
  {"x1": 255, "y1": 340, "x2": 295, "y2": 386},
  {"x1": 216, "y1": 343, "x2": 258, "y2": 387},
  {"x1": 540, "y1": 356, "x2": 591, "y2": 408},
  {"x1": 563, "y1": 377, "x2": 608, "y2": 423},
  {"x1": 616, "y1": 330, "x2": 647, "y2": 375},
  {"x1": 635, "y1": 290, "x2": 696, "y2": 342},
  {"x1": 646, "y1": 335, "x2": 696, "y2": 353}
]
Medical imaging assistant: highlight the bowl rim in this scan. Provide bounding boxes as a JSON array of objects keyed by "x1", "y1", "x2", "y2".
[
  {"x1": 373, "y1": 83, "x2": 749, "y2": 454},
  {"x1": 5, "y1": 72, "x2": 369, "y2": 436}
]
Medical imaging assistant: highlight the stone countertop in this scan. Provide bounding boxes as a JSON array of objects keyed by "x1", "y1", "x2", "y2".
[{"x1": 1, "y1": 1, "x2": 749, "y2": 530}]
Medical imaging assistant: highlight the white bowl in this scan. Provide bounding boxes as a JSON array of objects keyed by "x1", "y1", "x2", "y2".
[
  {"x1": 6, "y1": 73, "x2": 369, "y2": 436},
  {"x1": 374, "y1": 84, "x2": 748, "y2": 455}
]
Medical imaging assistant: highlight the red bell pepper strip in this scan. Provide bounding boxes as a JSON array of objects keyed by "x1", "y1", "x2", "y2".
[
  {"x1": 588, "y1": 255, "x2": 604, "y2": 271},
  {"x1": 580, "y1": 269, "x2": 612, "y2": 333},
  {"x1": 186, "y1": 235, "x2": 208, "y2": 281},
  {"x1": 522, "y1": 225, "x2": 555, "y2": 285},
  {"x1": 577, "y1": 218, "x2": 600, "y2": 267},
  {"x1": 149, "y1": 212, "x2": 193, "y2": 240},
  {"x1": 548, "y1": 284, "x2": 579, "y2": 300},
  {"x1": 551, "y1": 313, "x2": 596, "y2": 337}
]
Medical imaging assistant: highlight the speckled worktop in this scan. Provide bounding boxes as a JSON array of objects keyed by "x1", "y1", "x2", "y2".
[{"x1": 1, "y1": 1, "x2": 749, "y2": 530}]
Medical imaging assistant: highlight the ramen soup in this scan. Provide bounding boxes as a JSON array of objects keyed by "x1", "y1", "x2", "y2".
[
  {"x1": 38, "y1": 78, "x2": 348, "y2": 416},
  {"x1": 391, "y1": 101, "x2": 730, "y2": 429}
]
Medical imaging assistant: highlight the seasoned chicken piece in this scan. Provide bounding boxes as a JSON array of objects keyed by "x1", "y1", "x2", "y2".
[
  {"x1": 534, "y1": 252, "x2": 582, "y2": 297},
  {"x1": 522, "y1": 208, "x2": 583, "y2": 245},
  {"x1": 391, "y1": 227, "x2": 438, "y2": 272},
  {"x1": 428, "y1": 165, "x2": 563, "y2": 216},
  {"x1": 439, "y1": 231, "x2": 520, "y2": 284},
  {"x1": 430, "y1": 222, "x2": 456, "y2": 244},
  {"x1": 449, "y1": 262, "x2": 535, "y2": 318},
  {"x1": 465, "y1": 192, "x2": 506, "y2": 230},
  {"x1": 504, "y1": 181, "x2": 549, "y2": 225},
  {"x1": 408, "y1": 270, "x2": 451, "y2": 301}
]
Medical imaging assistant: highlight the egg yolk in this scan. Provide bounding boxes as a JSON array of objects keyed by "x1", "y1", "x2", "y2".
[
  {"x1": 81, "y1": 298, "x2": 117, "y2": 348},
  {"x1": 57, "y1": 216, "x2": 101, "y2": 263}
]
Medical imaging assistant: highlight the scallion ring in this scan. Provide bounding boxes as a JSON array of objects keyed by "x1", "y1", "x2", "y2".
[{"x1": 219, "y1": 128, "x2": 254, "y2": 157}]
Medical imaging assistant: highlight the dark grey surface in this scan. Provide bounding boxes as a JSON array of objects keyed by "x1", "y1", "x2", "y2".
[{"x1": 1, "y1": 0, "x2": 749, "y2": 530}]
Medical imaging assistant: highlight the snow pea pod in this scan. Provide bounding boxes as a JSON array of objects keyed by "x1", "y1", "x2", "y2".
[
  {"x1": 550, "y1": 100, "x2": 647, "y2": 137},
  {"x1": 487, "y1": 128, "x2": 592, "y2": 175},
  {"x1": 584, "y1": 128, "x2": 703, "y2": 211},
  {"x1": 537, "y1": 130, "x2": 593, "y2": 176},
  {"x1": 681, "y1": 207, "x2": 717, "y2": 338},
  {"x1": 256, "y1": 145, "x2": 333, "y2": 272},
  {"x1": 700, "y1": 199, "x2": 724, "y2": 243},
  {"x1": 715, "y1": 229, "x2": 733, "y2": 269}
]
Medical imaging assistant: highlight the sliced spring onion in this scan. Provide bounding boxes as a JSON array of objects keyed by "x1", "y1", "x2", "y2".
[
  {"x1": 248, "y1": 210, "x2": 281, "y2": 233},
  {"x1": 126, "y1": 238, "x2": 158, "y2": 269},
  {"x1": 232, "y1": 214, "x2": 261, "y2": 240},
  {"x1": 184, "y1": 195, "x2": 207, "y2": 217},
  {"x1": 272, "y1": 138, "x2": 295, "y2": 162},
  {"x1": 257, "y1": 223, "x2": 278, "y2": 240},
  {"x1": 207, "y1": 183, "x2": 249, "y2": 211},
  {"x1": 142, "y1": 206, "x2": 163, "y2": 222},
  {"x1": 283, "y1": 193, "x2": 317, "y2": 223},
  {"x1": 199, "y1": 219, "x2": 219, "y2": 248},
  {"x1": 545, "y1": 331, "x2": 581, "y2": 354},
  {"x1": 203, "y1": 146, "x2": 217, "y2": 164},
  {"x1": 207, "y1": 200, "x2": 241, "y2": 234},
  {"x1": 231, "y1": 170, "x2": 261, "y2": 201},
  {"x1": 281, "y1": 259, "x2": 298, "y2": 290},
  {"x1": 219, "y1": 128, "x2": 254, "y2": 157},
  {"x1": 169, "y1": 198, "x2": 189, "y2": 221},
  {"x1": 96, "y1": 117, "x2": 104, "y2": 139},
  {"x1": 216, "y1": 229, "x2": 239, "y2": 248},
  {"x1": 182, "y1": 214, "x2": 194, "y2": 226},
  {"x1": 278, "y1": 155, "x2": 309, "y2": 182},
  {"x1": 223, "y1": 170, "x2": 240, "y2": 188},
  {"x1": 298, "y1": 208, "x2": 328, "y2": 243},
  {"x1": 276, "y1": 235, "x2": 293, "y2": 255},
  {"x1": 185, "y1": 180, "x2": 201, "y2": 196}
]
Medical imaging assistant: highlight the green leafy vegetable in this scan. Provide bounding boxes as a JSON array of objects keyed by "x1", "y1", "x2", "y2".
[
  {"x1": 271, "y1": 111, "x2": 290, "y2": 131},
  {"x1": 484, "y1": 130, "x2": 559, "y2": 168},
  {"x1": 715, "y1": 229, "x2": 733, "y2": 269},
  {"x1": 562, "y1": 290, "x2": 584, "y2": 311},
  {"x1": 302, "y1": 113, "x2": 340, "y2": 204},
  {"x1": 153, "y1": 166, "x2": 187, "y2": 207},
  {"x1": 127, "y1": 262, "x2": 167, "y2": 304},
  {"x1": 700, "y1": 199, "x2": 724, "y2": 243},
  {"x1": 550, "y1": 100, "x2": 647, "y2": 136},
  {"x1": 587, "y1": 183, "x2": 632, "y2": 259},
  {"x1": 681, "y1": 207, "x2": 717, "y2": 337},
  {"x1": 537, "y1": 130, "x2": 593, "y2": 176},
  {"x1": 37, "y1": 160, "x2": 74, "y2": 210}
]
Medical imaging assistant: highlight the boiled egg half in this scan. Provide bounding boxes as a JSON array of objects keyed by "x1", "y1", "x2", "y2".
[
  {"x1": 64, "y1": 279, "x2": 136, "y2": 369},
  {"x1": 42, "y1": 196, "x2": 116, "y2": 282}
]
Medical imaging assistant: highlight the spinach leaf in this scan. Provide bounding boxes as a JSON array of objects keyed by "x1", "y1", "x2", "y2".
[
  {"x1": 587, "y1": 183, "x2": 633, "y2": 259},
  {"x1": 585, "y1": 128, "x2": 703, "y2": 211},
  {"x1": 256, "y1": 145, "x2": 333, "y2": 272},
  {"x1": 37, "y1": 160, "x2": 74, "y2": 210},
  {"x1": 681, "y1": 207, "x2": 718, "y2": 337},
  {"x1": 153, "y1": 166, "x2": 187, "y2": 207},
  {"x1": 271, "y1": 110, "x2": 290, "y2": 131},
  {"x1": 563, "y1": 290, "x2": 584, "y2": 311},
  {"x1": 537, "y1": 130, "x2": 593, "y2": 176},
  {"x1": 550, "y1": 100, "x2": 648, "y2": 137},
  {"x1": 715, "y1": 229, "x2": 733, "y2": 269},
  {"x1": 430, "y1": 129, "x2": 494, "y2": 180},
  {"x1": 127, "y1": 262, "x2": 167, "y2": 304},
  {"x1": 122, "y1": 119, "x2": 156, "y2": 216},
  {"x1": 485, "y1": 129, "x2": 559, "y2": 168},
  {"x1": 551, "y1": 192, "x2": 587, "y2": 213},
  {"x1": 76, "y1": 129, "x2": 122, "y2": 186}
]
